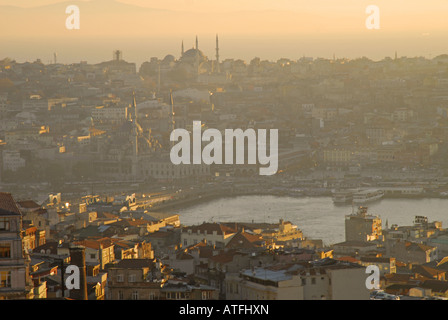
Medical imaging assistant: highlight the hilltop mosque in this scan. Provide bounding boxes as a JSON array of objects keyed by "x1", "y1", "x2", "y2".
[
  {"x1": 177, "y1": 35, "x2": 221, "y2": 76},
  {"x1": 144, "y1": 35, "x2": 229, "y2": 85}
]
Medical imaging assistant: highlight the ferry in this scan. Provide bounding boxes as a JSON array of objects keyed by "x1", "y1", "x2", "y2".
[
  {"x1": 352, "y1": 189, "x2": 384, "y2": 204},
  {"x1": 332, "y1": 190, "x2": 354, "y2": 204}
]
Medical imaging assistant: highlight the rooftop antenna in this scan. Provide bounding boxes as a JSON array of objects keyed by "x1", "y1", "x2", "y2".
[
  {"x1": 113, "y1": 50, "x2": 122, "y2": 61},
  {"x1": 157, "y1": 64, "x2": 161, "y2": 94},
  {"x1": 215, "y1": 34, "x2": 220, "y2": 73}
]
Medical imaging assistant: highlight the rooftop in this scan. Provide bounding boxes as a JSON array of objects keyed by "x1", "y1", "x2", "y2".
[
  {"x1": 112, "y1": 258, "x2": 155, "y2": 269},
  {"x1": 0, "y1": 192, "x2": 21, "y2": 216},
  {"x1": 183, "y1": 222, "x2": 236, "y2": 236},
  {"x1": 17, "y1": 200, "x2": 41, "y2": 209},
  {"x1": 241, "y1": 267, "x2": 292, "y2": 282}
]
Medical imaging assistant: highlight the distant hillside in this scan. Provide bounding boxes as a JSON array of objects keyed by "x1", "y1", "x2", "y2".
[{"x1": 0, "y1": 0, "x2": 366, "y2": 39}]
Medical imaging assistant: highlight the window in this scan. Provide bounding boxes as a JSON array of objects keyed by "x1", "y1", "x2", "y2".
[
  {"x1": 311, "y1": 278, "x2": 316, "y2": 285},
  {"x1": 132, "y1": 291, "x2": 139, "y2": 300},
  {"x1": 90, "y1": 253, "x2": 96, "y2": 259},
  {"x1": 0, "y1": 243, "x2": 11, "y2": 258},
  {"x1": 118, "y1": 290, "x2": 123, "y2": 300},
  {"x1": 202, "y1": 291, "x2": 211, "y2": 300},
  {"x1": 0, "y1": 218, "x2": 10, "y2": 231},
  {"x1": 0, "y1": 271, "x2": 11, "y2": 288},
  {"x1": 128, "y1": 274, "x2": 136, "y2": 283},
  {"x1": 116, "y1": 274, "x2": 124, "y2": 283},
  {"x1": 301, "y1": 278, "x2": 306, "y2": 285}
]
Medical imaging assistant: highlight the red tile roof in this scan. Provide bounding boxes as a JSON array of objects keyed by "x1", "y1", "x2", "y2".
[
  {"x1": 0, "y1": 192, "x2": 21, "y2": 216},
  {"x1": 209, "y1": 250, "x2": 240, "y2": 264},
  {"x1": 74, "y1": 238, "x2": 114, "y2": 250},
  {"x1": 337, "y1": 256, "x2": 361, "y2": 263},
  {"x1": 17, "y1": 200, "x2": 40, "y2": 209},
  {"x1": 225, "y1": 231, "x2": 263, "y2": 249}
]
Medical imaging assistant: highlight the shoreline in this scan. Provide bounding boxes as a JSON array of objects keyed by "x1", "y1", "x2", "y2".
[{"x1": 149, "y1": 188, "x2": 448, "y2": 214}]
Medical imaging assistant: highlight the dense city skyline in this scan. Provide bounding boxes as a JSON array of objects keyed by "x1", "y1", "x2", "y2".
[
  {"x1": 1, "y1": 0, "x2": 448, "y2": 65},
  {"x1": 2, "y1": 0, "x2": 448, "y2": 304}
]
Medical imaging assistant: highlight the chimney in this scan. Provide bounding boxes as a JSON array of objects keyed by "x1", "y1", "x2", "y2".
[{"x1": 69, "y1": 245, "x2": 88, "y2": 300}]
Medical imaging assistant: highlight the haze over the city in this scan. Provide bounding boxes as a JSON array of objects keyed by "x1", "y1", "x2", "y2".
[
  {"x1": 3, "y1": 0, "x2": 448, "y2": 304},
  {"x1": 1, "y1": 0, "x2": 448, "y2": 65}
]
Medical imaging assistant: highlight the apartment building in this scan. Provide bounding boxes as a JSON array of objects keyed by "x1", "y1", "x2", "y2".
[{"x1": 0, "y1": 193, "x2": 34, "y2": 299}]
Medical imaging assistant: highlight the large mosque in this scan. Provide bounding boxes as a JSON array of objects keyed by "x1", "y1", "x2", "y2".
[
  {"x1": 142, "y1": 35, "x2": 226, "y2": 84},
  {"x1": 92, "y1": 92, "x2": 209, "y2": 182},
  {"x1": 92, "y1": 93, "x2": 162, "y2": 180},
  {"x1": 178, "y1": 35, "x2": 221, "y2": 76}
]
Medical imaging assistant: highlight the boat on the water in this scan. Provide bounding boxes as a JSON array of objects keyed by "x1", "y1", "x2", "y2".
[
  {"x1": 332, "y1": 190, "x2": 354, "y2": 204},
  {"x1": 352, "y1": 189, "x2": 384, "y2": 204}
]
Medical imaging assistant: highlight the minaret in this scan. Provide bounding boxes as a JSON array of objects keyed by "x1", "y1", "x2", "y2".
[
  {"x1": 181, "y1": 40, "x2": 184, "y2": 57},
  {"x1": 131, "y1": 92, "x2": 139, "y2": 180},
  {"x1": 157, "y1": 64, "x2": 161, "y2": 95},
  {"x1": 195, "y1": 39, "x2": 200, "y2": 81},
  {"x1": 131, "y1": 92, "x2": 138, "y2": 156},
  {"x1": 170, "y1": 89, "x2": 174, "y2": 131},
  {"x1": 132, "y1": 91, "x2": 138, "y2": 124},
  {"x1": 170, "y1": 89, "x2": 175, "y2": 148},
  {"x1": 215, "y1": 34, "x2": 220, "y2": 74}
]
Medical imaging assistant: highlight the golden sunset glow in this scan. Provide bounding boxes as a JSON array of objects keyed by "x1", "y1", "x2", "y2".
[{"x1": 1, "y1": 0, "x2": 448, "y2": 64}]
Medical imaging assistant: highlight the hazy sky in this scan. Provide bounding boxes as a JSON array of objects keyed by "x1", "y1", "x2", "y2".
[
  {"x1": 1, "y1": 0, "x2": 448, "y2": 14},
  {"x1": 1, "y1": 0, "x2": 447, "y2": 64}
]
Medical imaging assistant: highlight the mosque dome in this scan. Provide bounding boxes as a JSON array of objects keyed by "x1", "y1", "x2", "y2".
[
  {"x1": 181, "y1": 48, "x2": 207, "y2": 63},
  {"x1": 162, "y1": 54, "x2": 176, "y2": 64}
]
